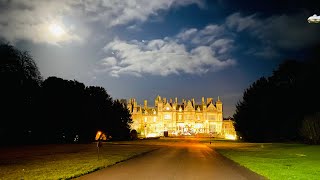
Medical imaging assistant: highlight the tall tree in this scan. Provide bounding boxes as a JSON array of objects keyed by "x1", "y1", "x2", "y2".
[
  {"x1": 0, "y1": 43, "x2": 42, "y2": 145},
  {"x1": 40, "y1": 77, "x2": 88, "y2": 143},
  {"x1": 234, "y1": 58, "x2": 320, "y2": 142},
  {"x1": 0, "y1": 43, "x2": 134, "y2": 144},
  {"x1": 108, "y1": 100, "x2": 132, "y2": 140}
]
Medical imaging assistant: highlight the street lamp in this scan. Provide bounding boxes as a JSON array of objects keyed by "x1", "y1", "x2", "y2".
[
  {"x1": 95, "y1": 131, "x2": 103, "y2": 160},
  {"x1": 144, "y1": 123, "x2": 147, "y2": 138},
  {"x1": 144, "y1": 117, "x2": 147, "y2": 138}
]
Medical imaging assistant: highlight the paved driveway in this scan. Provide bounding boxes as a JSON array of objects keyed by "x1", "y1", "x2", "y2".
[{"x1": 76, "y1": 141, "x2": 265, "y2": 180}]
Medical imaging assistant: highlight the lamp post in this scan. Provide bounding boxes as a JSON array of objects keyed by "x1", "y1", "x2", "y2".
[
  {"x1": 96, "y1": 131, "x2": 103, "y2": 160},
  {"x1": 144, "y1": 123, "x2": 147, "y2": 138}
]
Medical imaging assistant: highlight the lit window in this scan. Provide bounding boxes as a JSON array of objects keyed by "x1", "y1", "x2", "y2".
[
  {"x1": 195, "y1": 123, "x2": 202, "y2": 128},
  {"x1": 185, "y1": 115, "x2": 192, "y2": 120},
  {"x1": 166, "y1": 107, "x2": 170, "y2": 110},
  {"x1": 144, "y1": 117, "x2": 147, "y2": 122},
  {"x1": 164, "y1": 114, "x2": 171, "y2": 119},
  {"x1": 153, "y1": 117, "x2": 156, "y2": 122},
  {"x1": 208, "y1": 115, "x2": 215, "y2": 120}
]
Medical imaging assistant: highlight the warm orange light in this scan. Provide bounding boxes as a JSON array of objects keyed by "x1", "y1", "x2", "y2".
[
  {"x1": 146, "y1": 133, "x2": 158, "y2": 138},
  {"x1": 95, "y1": 131, "x2": 103, "y2": 140},
  {"x1": 225, "y1": 134, "x2": 237, "y2": 140}
]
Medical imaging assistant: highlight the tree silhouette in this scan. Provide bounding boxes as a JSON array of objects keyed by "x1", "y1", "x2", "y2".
[
  {"x1": 234, "y1": 58, "x2": 320, "y2": 142},
  {"x1": 0, "y1": 43, "x2": 42, "y2": 145},
  {"x1": 0, "y1": 43, "x2": 142, "y2": 145},
  {"x1": 300, "y1": 112, "x2": 320, "y2": 144},
  {"x1": 39, "y1": 77, "x2": 88, "y2": 143},
  {"x1": 108, "y1": 100, "x2": 132, "y2": 140}
]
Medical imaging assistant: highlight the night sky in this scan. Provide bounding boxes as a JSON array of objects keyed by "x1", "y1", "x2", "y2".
[{"x1": 1, "y1": 0, "x2": 320, "y2": 117}]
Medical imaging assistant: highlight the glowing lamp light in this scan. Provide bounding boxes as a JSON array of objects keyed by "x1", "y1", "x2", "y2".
[
  {"x1": 95, "y1": 131, "x2": 102, "y2": 140},
  {"x1": 225, "y1": 134, "x2": 237, "y2": 140}
]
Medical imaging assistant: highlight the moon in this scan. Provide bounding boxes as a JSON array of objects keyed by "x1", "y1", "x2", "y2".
[{"x1": 49, "y1": 23, "x2": 65, "y2": 37}]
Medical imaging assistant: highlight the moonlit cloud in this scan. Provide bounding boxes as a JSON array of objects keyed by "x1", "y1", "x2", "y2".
[
  {"x1": 98, "y1": 10, "x2": 320, "y2": 78},
  {"x1": 99, "y1": 24, "x2": 236, "y2": 77},
  {"x1": 177, "y1": 25, "x2": 234, "y2": 56},
  {"x1": 177, "y1": 25, "x2": 227, "y2": 45},
  {"x1": 0, "y1": 0, "x2": 202, "y2": 44},
  {"x1": 226, "y1": 13, "x2": 257, "y2": 32},
  {"x1": 0, "y1": 1, "x2": 80, "y2": 45},
  {"x1": 75, "y1": 0, "x2": 204, "y2": 27},
  {"x1": 176, "y1": 28, "x2": 198, "y2": 40}
]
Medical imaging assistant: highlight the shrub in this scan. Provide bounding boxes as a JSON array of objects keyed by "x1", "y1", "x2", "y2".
[
  {"x1": 300, "y1": 112, "x2": 320, "y2": 144},
  {"x1": 130, "y1": 130, "x2": 138, "y2": 140}
]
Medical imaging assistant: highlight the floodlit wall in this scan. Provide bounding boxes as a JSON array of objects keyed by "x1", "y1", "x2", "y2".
[{"x1": 128, "y1": 96, "x2": 235, "y2": 139}]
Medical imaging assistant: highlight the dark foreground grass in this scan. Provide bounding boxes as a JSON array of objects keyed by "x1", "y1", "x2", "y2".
[
  {"x1": 211, "y1": 142, "x2": 320, "y2": 180},
  {"x1": 0, "y1": 143, "x2": 156, "y2": 179}
]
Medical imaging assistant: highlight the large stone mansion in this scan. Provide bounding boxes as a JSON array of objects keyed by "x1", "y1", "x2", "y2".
[{"x1": 127, "y1": 95, "x2": 236, "y2": 139}]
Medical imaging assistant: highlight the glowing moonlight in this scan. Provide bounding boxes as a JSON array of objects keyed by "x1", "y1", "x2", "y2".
[{"x1": 49, "y1": 23, "x2": 65, "y2": 37}]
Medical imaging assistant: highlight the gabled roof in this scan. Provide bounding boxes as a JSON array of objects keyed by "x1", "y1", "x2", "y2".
[
  {"x1": 207, "y1": 103, "x2": 217, "y2": 111},
  {"x1": 163, "y1": 103, "x2": 172, "y2": 110},
  {"x1": 185, "y1": 100, "x2": 195, "y2": 111},
  {"x1": 195, "y1": 105, "x2": 203, "y2": 111},
  {"x1": 176, "y1": 105, "x2": 184, "y2": 111},
  {"x1": 142, "y1": 107, "x2": 157, "y2": 115}
]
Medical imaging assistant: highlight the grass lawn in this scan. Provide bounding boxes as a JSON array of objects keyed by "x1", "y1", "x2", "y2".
[
  {"x1": 210, "y1": 142, "x2": 320, "y2": 180},
  {"x1": 0, "y1": 143, "x2": 157, "y2": 179}
]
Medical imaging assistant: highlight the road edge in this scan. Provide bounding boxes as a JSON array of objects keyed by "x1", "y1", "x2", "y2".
[
  {"x1": 207, "y1": 145, "x2": 268, "y2": 180},
  {"x1": 69, "y1": 147, "x2": 160, "y2": 180}
]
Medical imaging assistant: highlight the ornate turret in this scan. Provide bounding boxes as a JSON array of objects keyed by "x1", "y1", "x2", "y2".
[
  {"x1": 144, "y1": 100, "x2": 148, "y2": 108},
  {"x1": 155, "y1": 95, "x2": 161, "y2": 106},
  {"x1": 207, "y1": 98, "x2": 213, "y2": 105},
  {"x1": 216, "y1": 96, "x2": 222, "y2": 112},
  {"x1": 157, "y1": 96, "x2": 163, "y2": 111}
]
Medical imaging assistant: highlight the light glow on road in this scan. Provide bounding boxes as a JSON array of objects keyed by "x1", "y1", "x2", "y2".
[
  {"x1": 146, "y1": 133, "x2": 158, "y2": 138},
  {"x1": 225, "y1": 134, "x2": 237, "y2": 140}
]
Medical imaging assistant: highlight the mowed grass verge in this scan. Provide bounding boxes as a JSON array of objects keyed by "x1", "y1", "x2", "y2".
[
  {"x1": 209, "y1": 142, "x2": 320, "y2": 180},
  {"x1": 0, "y1": 143, "x2": 157, "y2": 179}
]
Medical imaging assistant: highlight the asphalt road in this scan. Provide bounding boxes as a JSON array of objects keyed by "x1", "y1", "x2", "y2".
[{"x1": 76, "y1": 141, "x2": 266, "y2": 180}]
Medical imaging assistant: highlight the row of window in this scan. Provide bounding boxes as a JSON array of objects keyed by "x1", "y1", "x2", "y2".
[{"x1": 142, "y1": 114, "x2": 219, "y2": 122}]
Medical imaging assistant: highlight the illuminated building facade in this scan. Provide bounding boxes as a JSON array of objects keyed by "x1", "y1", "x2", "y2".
[{"x1": 127, "y1": 95, "x2": 236, "y2": 139}]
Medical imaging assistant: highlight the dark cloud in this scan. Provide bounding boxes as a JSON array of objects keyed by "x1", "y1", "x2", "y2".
[
  {"x1": 226, "y1": 12, "x2": 320, "y2": 58},
  {"x1": 217, "y1": 0, "x2": 320, "y2": 15}
]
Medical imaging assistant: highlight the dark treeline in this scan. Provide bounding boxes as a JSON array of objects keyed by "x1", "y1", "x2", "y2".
[
  {"x1": 0, "y1": 43, "x2": 132, "y2": 145},
  {"x1": 234, "y1": 48, "x2": 320, "y2": 143}
]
